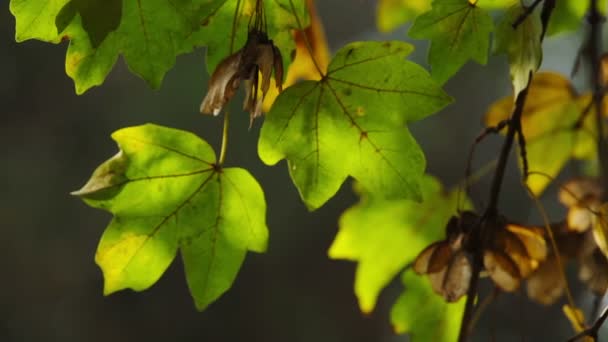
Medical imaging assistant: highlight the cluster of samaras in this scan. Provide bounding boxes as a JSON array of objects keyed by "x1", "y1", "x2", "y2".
[
  {"x1": 414, "y1": 177, "x2": 608, "y2": 304},
  {"x1": 200, "y1": 28, "x2": 283, "y2": 126}
]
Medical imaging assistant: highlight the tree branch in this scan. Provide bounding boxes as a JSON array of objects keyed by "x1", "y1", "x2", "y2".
[{"x1": 458, "y1": 78, "x2": 532, "y2": 342}]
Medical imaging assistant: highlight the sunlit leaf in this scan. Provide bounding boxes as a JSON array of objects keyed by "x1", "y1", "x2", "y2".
[
  {"x1": 73, "y1": 124, "x2": 268, "y2": 311},
  {"x1": 476, "y1": 0, "x2": 517, "y2": 9},
  {"x1": 391, "y1": 270, "x2": 465, "y2": 341},
  {"x1": 10, "y1": 0, "x2": 307, "y2": 94},
  {"x1": 495, "y1": 4, "x2": 543, "y2": 96},
  {"x1": 409, "y1": 0, "x2": 494, "y2": 84},
  {"x1": 328, "y1": 175, "x2": 462, "y2": 312},
  {"x1": 258, "y1": 41, "x2": 452, "y2": 209},
  {"x1": 376, "y1": 0, "x2": 431, "y2": 33}
]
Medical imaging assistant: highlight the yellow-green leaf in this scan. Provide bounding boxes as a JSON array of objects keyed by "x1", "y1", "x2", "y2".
[
  {"x1": 73, "y1": 124, "x2": 268, "y2": 311},
  {"x1": 391, "y1": 270, "x2": 465, "y2": 341},
  {"x1": 328, "y1": 175, "x2": 463, "y2": 313},
  {"x1": 409, "y1": 0, "x2": 494, "y2": 84},
  {"x1": 258, "y1": 41, "x2": 452, "y2": 210}
]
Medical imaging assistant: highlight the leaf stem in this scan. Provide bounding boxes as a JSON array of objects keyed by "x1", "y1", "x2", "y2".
[{"x1": 219, "y1": 111, "x2": 230, "y2": 165}]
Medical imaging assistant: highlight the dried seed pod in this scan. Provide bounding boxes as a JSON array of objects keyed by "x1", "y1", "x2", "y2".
[
  {"x1": 506, "y1": 224, "x2": 547, "y2": 261},
  {"x1": 200, "y1": 28, "x2": 285, "y2": 124},
  {"x1": 483, "y1": 249, "x2": 521, "y2": 292},
  {"x1": 426, "y1": 250, "x2": 472, "y2": 302},
  {"x1": 579, "y1": 248, "x2": 608, "y2": 295},
  {"x1": 413, "y1": 241, "x2": 449, "y2": 274},
  {"x1": 559, "y1": 177, "x2": 602, "y2": 232},
  {"x1": 200, "y1": 51, "x2": 243, "y2": 115},
  {"x1": 526, "y1": 254, "x2": 565, "y2": 305}
]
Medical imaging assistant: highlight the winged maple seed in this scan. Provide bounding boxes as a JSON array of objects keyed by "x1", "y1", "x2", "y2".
[
  {"x1": 414, "y1": 211, "x2": 547, "y2": 301},
  {"x1": 200, "y1": 29, "x2": 284, "y2": 126},
  {"x1": 483, "y1": 222, "x2": 547, "y2": 292}
]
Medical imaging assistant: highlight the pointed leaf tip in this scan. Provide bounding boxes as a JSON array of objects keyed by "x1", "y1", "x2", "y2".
[{"x1": 71, "y1": 150, "x2": 128, "y2": 197}]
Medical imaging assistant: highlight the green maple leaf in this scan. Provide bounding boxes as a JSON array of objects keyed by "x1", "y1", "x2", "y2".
[
  {"x1": 494, "y1": 4, "x2": 543, "y2": 96},
  {"x1": 376, "y1": 0, "x2": 431, "y2": 33},
  {"x1": 409, "y1": 0, "x2": 494, "y2": 84},
  {"x1": 258, "y1": 41, "x2": 452, "y2": 210},
  {"x1": 9, "y1": 0, "x2": 306, "y2": 94},
  {"x1": 72, "y1": 124, "x2": 268, "y2": 311},
  {"x1": 328, "y1": 175, "x2": 464, "y2": 313},
  {"x1": 391, "y1": 270, "x2": 465, "y2": 341},
  {"x1": 547, "y1": 0, "x2": 607, "y2": 36}
]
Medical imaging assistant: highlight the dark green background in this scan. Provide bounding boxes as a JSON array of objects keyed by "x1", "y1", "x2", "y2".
[{"x1": 0, "y1": 1, "x2": 601, "y2": 341}]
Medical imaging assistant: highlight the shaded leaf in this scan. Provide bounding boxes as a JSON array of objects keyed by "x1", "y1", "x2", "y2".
[
  {"x1": 328, "y1": 175, "x2": 462, "y2": 313},
  {"x1": 258, "y1": 41, "x2": 452, "y2": 209},
  {"x1": 376, "y1": 0, "x2": 431, "y2": 33},
  {"x1": 485, "y1": 72, "x2": 596, "y2": 194},
  {"x1": 73, "y1": 124, "x2": 268, "y2": 311},
  {"x1": 494, "y1": 4, "x2": 543, "y2": 96},
  {"x1": 409, "y1": 0, "x2": 494, "y2": 84},
  {"x1": 10, "y1": 0, "x2": 307, "y2": 94},
  {"x1": 391, "y1": 270, "x2": 465, "y2": 341}
]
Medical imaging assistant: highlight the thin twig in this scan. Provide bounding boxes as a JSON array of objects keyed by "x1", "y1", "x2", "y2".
[
  {"x1": 516, "y1": 124, "x2": 529, "y2": 179},
  {"x1": 486, "y1": 78, "x2": 531, "y2": 214},
  {"x1": 464, "y1": 120, "x2": 509, "y2": 202},
  {"x1": 568, "y1": 305, "x2": 608, "y2": 342},
  {"x1": 512, "y1": 0, "x2": 542, "y2": 29},
  {"x1": 458, "y1": 77, "x2": 533, "y2": 342}
]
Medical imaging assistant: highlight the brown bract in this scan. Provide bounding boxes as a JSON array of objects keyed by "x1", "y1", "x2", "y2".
[{"x1": 200, "y1": 29, "x2": 284, "y2": 125}]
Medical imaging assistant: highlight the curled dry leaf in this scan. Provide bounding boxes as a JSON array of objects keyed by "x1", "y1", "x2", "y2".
[{"x1": 200, "y1": 29, "x2": 284, "y2": 125}]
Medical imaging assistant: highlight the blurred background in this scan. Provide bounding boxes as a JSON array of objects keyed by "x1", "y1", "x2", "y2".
[{"x1": 1, "y1": 1, "x2": 605, "y2": 341}]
